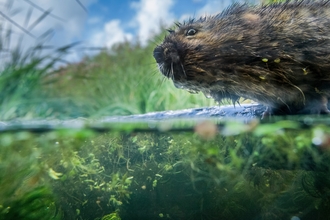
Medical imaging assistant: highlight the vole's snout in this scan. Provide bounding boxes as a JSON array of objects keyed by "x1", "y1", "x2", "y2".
[{"x1": 153, "y1": 46, "x2": 164, "y2": 64}]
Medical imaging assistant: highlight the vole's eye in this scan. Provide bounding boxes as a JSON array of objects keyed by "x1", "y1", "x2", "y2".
[{"x1": 186, "y1": 29, "x2": 197, "y2": 36}]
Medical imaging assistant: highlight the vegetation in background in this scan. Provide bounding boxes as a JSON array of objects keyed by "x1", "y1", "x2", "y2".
[{"x1": 0, "y1": 43, "x2": 83, "y2": 120}]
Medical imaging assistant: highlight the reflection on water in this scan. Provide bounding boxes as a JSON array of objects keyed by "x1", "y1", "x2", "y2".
[{"x1": 1, "y1": 116, "x2": 330, "y2": 220}]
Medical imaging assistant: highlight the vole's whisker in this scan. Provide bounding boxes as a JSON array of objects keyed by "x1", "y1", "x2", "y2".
[
  {"x1": 180, "y1": 62, "x2": 187, "y2": 78},
  {"x1": 171, "y1": 62, "x2": 174, "y2": 81}
]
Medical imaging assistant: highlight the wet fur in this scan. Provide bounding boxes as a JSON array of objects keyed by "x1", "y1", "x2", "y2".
[{"x1": 153, "y1": 0, "x2": 330, "y2": 114}]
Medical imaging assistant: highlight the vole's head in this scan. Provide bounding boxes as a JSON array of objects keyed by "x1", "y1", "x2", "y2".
[
  {"x1": 153, "y1": 17, "x2": 220, "y2": 83},
  {"x1": 153, "y1": 4, "x2": 256, "y2": 88}
]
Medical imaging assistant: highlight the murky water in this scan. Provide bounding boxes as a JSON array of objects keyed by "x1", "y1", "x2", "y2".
[{"x1": 1, "y1": 106, "x2": 330, "y2": 220}]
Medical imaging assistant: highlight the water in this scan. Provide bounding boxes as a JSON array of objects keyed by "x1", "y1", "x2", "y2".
[{"x1": 1, "y1": 105, "x2": 330, "y2": 220}]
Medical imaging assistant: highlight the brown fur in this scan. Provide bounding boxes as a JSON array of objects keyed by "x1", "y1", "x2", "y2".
[{"x1": 153, "y1": 0, "x2": 330, "y2": 114}]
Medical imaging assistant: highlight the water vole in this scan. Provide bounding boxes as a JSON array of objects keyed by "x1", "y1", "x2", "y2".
[{"x1": 153, "y1": 1, "x2": 330, "y2": 115}]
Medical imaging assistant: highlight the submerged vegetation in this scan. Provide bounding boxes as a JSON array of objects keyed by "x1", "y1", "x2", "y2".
[{"x1": 1, "y1": 120, "x2": 330, "y2": 219}]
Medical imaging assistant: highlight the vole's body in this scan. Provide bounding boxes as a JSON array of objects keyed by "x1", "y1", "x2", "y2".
[{"x1": 153, "y1": 1, "x2": 330, "y2": 114}]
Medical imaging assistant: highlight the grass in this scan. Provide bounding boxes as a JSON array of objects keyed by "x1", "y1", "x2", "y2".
[{"x1": 0, "y1": 43, "x2": 83, "y2": 120}]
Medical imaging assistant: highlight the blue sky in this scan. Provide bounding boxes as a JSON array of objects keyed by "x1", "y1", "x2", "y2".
[
  {"x1": 0, "y1": 0, "x2": 257, "y2": 62},
  {"x1": 82, "y1": 0, "x2": 236, "y2": 48}
]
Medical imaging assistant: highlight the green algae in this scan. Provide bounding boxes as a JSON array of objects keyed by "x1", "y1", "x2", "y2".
[{"x1": 1, "y1": 118, "x2": 330, "y2": 219}]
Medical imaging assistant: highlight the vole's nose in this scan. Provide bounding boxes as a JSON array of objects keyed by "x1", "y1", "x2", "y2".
[{"x1": 153, "y1": 46, "x2": 164, "y2": 63}]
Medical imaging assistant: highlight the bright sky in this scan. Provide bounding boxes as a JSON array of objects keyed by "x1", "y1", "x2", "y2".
[{"x1": 0, "y1": 0, "x2": 258, "y2": 63}]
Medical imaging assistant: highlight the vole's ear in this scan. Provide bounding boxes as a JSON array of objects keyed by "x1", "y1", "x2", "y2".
[
  {"x1": 175, "y1": 22, "x2": 182, "y2": 28},
  {"x1": 167, "y1": 29, "x2": 175, "y2": 34}
]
